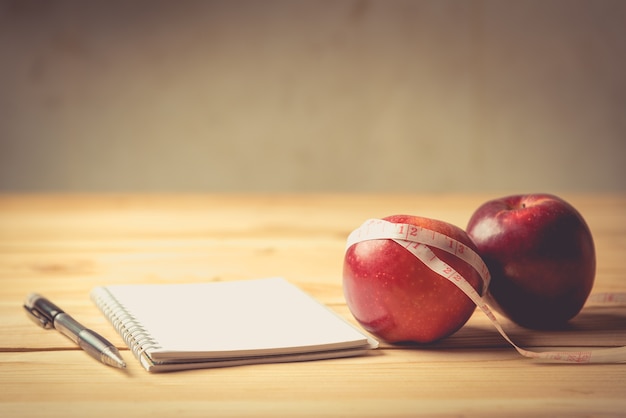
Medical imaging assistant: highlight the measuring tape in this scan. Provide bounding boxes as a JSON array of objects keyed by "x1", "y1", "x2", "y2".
[{"x1": 347, "y1": 218, "x2": 626, "y2": 364}]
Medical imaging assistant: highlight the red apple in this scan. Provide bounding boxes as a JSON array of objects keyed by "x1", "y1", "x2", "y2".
[
  {"x1": 342, "y1": 215, "x2": 486, "y2": 344},
  {"x1": 466, "y1": 193, "x2": 596, "y2": 329}
]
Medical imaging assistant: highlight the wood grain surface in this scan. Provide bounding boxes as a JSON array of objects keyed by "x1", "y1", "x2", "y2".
[{"x1": 1, "y1": 194, "x2": 625, "y2": 417}]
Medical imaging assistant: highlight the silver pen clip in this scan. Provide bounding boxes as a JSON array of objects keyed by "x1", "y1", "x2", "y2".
[{"x1": 23, "y1": 293, "x2": 56, "y2": 329}]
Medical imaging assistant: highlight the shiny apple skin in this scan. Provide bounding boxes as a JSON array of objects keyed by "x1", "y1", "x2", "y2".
[
  {"x1": 343, "y1": 215, "x2": 484, "y2": 344},
  {"x1": 466, "y1": 194, "x2": 595, "y2": 329}
]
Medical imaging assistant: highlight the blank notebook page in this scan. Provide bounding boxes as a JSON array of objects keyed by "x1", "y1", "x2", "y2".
[{"x1": 97, "y1": 277, "x2": 373, "y2": 360}]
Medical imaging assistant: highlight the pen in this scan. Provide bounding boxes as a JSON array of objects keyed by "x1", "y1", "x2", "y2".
[{"x1": 23, "y1": 293, "x2": 126, "y2": 369}]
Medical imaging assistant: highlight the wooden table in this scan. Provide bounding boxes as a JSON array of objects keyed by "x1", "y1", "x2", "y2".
[{"x1": 1, "y1": 194, "x2": 625, "y2": 417}]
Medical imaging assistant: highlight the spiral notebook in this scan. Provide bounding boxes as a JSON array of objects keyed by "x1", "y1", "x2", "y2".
[{"x1": 91, "y1": 277, "x2": 378, "y2": 372}]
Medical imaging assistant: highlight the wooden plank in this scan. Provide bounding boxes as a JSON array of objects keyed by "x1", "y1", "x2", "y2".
[{"x1": 1, "y1": 350, "x2": 625, "y2": 417}]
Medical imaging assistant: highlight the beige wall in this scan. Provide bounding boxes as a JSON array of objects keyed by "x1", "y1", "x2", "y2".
[{"x1": 1, "y1": 0, "x2": 625, "y2": 193}]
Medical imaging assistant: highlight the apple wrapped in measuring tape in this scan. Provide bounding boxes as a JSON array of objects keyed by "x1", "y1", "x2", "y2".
[
  {"x1": 466, "y1": 193, "x2": 596, "y2": 329},
  {"x1": 342, "y1": 215, "x2": 489, "y2": 344}
]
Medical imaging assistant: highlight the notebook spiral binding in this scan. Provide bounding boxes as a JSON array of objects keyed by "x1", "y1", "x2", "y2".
[{"x1": 91, "y1": 287, "x2": 161, "y2": 360}]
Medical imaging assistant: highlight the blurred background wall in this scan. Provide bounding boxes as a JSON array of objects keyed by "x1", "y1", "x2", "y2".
[{"x1": 1, "y1": 0, "x2": 624, "y2": 193}]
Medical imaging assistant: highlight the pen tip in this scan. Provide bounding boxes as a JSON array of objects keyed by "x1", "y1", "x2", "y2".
[{"x1": 101, "y1": 347, "x2": 127, "y2": 369}]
